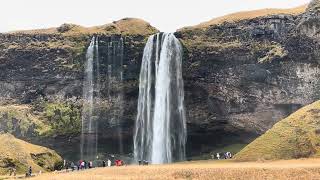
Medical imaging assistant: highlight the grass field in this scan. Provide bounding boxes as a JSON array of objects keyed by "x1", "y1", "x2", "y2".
[{"x1": 28, "y1": 158, "x2": 320, "y2": 180}]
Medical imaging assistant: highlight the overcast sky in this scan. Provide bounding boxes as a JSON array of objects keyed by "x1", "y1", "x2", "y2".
[{"x1": 0, "y1": 0, "x2": 311, "y2": 33}]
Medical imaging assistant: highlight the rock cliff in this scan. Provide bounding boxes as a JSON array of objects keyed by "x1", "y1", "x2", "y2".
[{"x1": 177, "y1": 2, "x2": 320, "y2": 155}]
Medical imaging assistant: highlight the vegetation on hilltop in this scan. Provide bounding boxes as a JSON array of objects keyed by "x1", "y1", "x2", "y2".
[
  {"x1": 182, "y1": 5, "x2": 307, "y2": 31},
  {"x1": 8, "y1": 18, "x2": 158, "y2": 36},
  {"x1": 235, "y1": 101, "x2": 320, "y2": 161}
]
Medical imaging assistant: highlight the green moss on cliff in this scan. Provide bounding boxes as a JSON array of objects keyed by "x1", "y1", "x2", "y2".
[
  {"x1": 0, "y1": 105, "x2": 49, "y2": 137},
  {"x1": 235, "y1": 101, "x2": 320, "y2": 161},
  {"x1": 258, "y1": 44, "x2": 288, "y2": 63},
  {"x1": 0, "y1": 102, "x2": 82, "y2": 138},
  {"x1": 44, "y1": 102, "x2": 81, "y2": 136}
]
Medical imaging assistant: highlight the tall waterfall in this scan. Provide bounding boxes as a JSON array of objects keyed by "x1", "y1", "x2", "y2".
[
  {"x1": 81, "y1": 37, "x2": 100, "y2": 160},
  {"x1": 105, "y1": 37, "x2": 125, "y2": 154},
  {"x1": 134, "y1": 33, "x2": 187, "y2": 164}
]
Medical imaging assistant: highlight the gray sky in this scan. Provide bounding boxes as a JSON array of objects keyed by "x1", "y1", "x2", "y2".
[{"x1": 0, "y1": 0, "x2": 311, "y2": 33}]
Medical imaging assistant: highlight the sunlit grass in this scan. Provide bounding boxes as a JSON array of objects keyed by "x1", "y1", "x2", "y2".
[{"x1": 31, "y1": 158, "x2": 320, "y2": 180}]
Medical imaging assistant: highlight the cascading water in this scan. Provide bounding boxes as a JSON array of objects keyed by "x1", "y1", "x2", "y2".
[
  {"x1": 134, "y1": 33, "x2": 187, "y2": 164},
  {"x1": 105, "y1": 37, "x2": 125, "y2": 154},
  {"x1": 81, "y1": 36, "x2": 100, "y2": 160}
]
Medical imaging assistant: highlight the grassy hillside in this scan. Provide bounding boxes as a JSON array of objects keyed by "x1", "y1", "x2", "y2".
[
  {"x1": 8, "y1": 18, "x2": 158, "y2": 36},
  {"x1": 235, "y1": 101, "x2": 320, "y2": 161},
  {"x1": 0, "y1": 133, "x2": 62, "y2": 175},
  {"x1": 187, "y1": 5, "x2": 307, "y2": 30}
]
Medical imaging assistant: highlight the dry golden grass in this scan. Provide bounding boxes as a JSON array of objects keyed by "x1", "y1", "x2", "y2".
[
  {"x1": 9, "y1": 18, "x2": 158, "y2": 36},
  {"x1": 236, "y1": 101, "x2": 320, "y2": 161},
  {"x1": 182, "y1": 4, "x2": 307, "y2": 30},
  {"x1": 0, "y1": 134, "x2": 62, "y2": 175},
  {"x1": 30, "y1": 158, "x2": 320, "y2": 180}
]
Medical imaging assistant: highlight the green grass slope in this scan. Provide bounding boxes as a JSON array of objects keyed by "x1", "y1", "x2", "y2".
[
  {"x1": 0, "y1": 133, "x2": 62, "y2": 175},
  {"x1": 235, "y1": 101, "x2": 320, "y2": 161}
]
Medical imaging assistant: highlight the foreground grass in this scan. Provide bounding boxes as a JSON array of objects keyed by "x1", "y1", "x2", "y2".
[{"x1": 30, "y1": 158, "x2": 320, "y2": 180}]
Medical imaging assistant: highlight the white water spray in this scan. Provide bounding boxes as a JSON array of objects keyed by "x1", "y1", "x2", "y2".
[{"x1": 134, "y1": 33, "x2": 187, "y2": 164}]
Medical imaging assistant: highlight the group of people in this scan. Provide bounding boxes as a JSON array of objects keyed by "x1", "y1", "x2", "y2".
[
  {"x1": 102, "y1": 159, "x2": 112, "y2": 167},
  {"x1": 63, "y1": 158, "x2": 124, "y2": 172},
  {"x1": 212, "y1": 152, "x2": 233, "y2": 160},
  {"x1": 138, "y1": 160, "x2": 149, "y2": 165},
  {"x1": 77, "y1": 160, "x2": 94, "y2": 170},
  {"x1": 20, "y1": 158, "x2": 118, "y2": 177},
  {"x1": 25, "y1": 166, "x2": 32, "y2": 177}
]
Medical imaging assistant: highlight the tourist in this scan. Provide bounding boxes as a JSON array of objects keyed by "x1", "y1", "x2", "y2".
[
  {"x1": 211, "y1": 154, "x2": 215, "y2": 159},
  {"x1": 229, "y1": 152, "x2": 233, "y2": 158},
  {"x1": 216, "y1": 153, "x2": 220, "y2": 160},
  {"x1": 107, "y1": 159, "x2": 111, "y2": 167},
  {"x1": 28, "y1": 166, "x2": 32, "y2": 176},
  {"x1": 9, "y1": 166, "x2": 16, "y2": 176},
  {"x1": 84, "y1": 160, "x2": 87, "y2": 169},
  {"x1": 89, "y1": 161, "x2": 93, "y2": 168},
  {"x1": 71, "y1": 162, "x2": 75, "y2": 171},
  {"x1": 65, "y1": 161, "x2": 69, "y2": 172},
  {"x1": 81, "y1": 161, "x2": 85, "y2": 170},
  {"x1": 102, "y1": 160, "x2": 106, "y2": 167},
  {"x1": 138, "y1": 160, "x2": 142, "y2": 165},
  {"x1": 12, "y1": 167, "x2": 16, "y2": 176}
]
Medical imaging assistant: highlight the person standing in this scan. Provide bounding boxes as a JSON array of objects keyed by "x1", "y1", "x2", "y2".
[
  {"x1": 216, "y1": 153, "x2": 220, "y2": 160},
  {"x1": 28, "y1": 166, "x2": 32, "y2": 176},
  {"x1": 107, "y1": 159, "x2": 111, "y2": 167},
  {"x1": 102, "y1": 160, "x2": 106, "y2": 167},
  {"x1": 71, "y1": 162, "x2": 75, "y2": 171}
]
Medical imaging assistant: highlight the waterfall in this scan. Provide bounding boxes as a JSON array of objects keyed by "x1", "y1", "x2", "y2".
[
  {"x1": 134, "y1": 33, "x2": 187, "y2": 164},
  {"x1": 106, "y1": 37, "x2": 125, "y2": 154},
  {"x1": 81, "y1": 36, "x2": 100, "y2": 160}
]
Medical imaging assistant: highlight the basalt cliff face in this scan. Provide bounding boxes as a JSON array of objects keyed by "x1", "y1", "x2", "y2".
[
  {"x1": 0, "y1": 2, "x2": 320, "y2": 159},
  {"x1": 177, "y1": 3, "x2": 320, "y2": 155}
]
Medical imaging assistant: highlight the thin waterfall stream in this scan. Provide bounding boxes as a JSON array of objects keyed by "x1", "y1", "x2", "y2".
[{"x1": 81, "y1": 37, "x2": 100, "y2": 160}]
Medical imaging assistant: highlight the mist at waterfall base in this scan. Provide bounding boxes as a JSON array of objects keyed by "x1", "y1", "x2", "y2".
[{"x1": 134, "y1": 33, "x2": 187, "y2": 164}]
